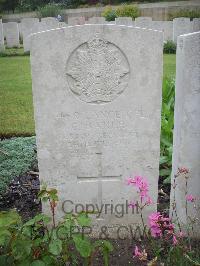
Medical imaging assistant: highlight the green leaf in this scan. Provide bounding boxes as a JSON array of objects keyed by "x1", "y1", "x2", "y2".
[
  {"x1": 73, "y1": 235, "x2": 92, "y2": 258},
  {"x1": 77, "y1": 213, "x2": 91, "y2": 226},
  {"x1": 11, "y1": 239, "x2": 32, "y2": 260},
  {"x1": 159, "y1": 156, "x2": 169, "y2": 164},
  {"x1": 103, "y1": 248, "x2": 109, "y2": 266},
  {"x1": 16, "y1": 259, "x2": 31, "y2": 266},
  {"x1": 31, "y1": 260, "x2": 46, "y2": 266},
  {"x1": 160, "y1": 168, "x2": 171, "y2": 177},
  {"x1": 42, "y1": 255, "x2": 57, "y2": 265},
  {"x1": 101, "y1": 240, "x2": 114, "y2": 252},
  {"x1": 0, "y1": 210, "x2": 21, "y2": 227},
  {"x1": 163, "y1": 176, "x2": 172, "y2": 184},
  {"x1": 0, "y1": 229, "x2": 11, "y2": 246},
  {"x1": 34, "y1": 214, "x2": 51, "y2": 225},
  {"x1": 94, "y1": 240, "x2": 114, "y2": 252},
  {"x1": 49, "y1": 239, "x2": 62, "y2": 256},
  {"x1": 0, "y1": 255, "x2": 14, "y2": 265}
]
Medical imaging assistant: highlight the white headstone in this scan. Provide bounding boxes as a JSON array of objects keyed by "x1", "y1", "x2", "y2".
[
  {"x1": 87, "y1": 17, "x2": 106, "y2": 24},
  {"x1": 173, "y1": 17, "x2": 192, "y2": 43},
  {"x1": 3, "y1": 22, "x2": 20, "y2": 48},
  {"x1": 170, "y1": 31, "x2": 200, "y2": 236},
  {"x1": 115, "y1": 17, "x2": 133, "y2": 26},
  {"x1": 58, "y1": 22, "x2": 68, "y2": 28},
  {"x1": 193, "y1": 18, "x2": 200, "y2": 32},
  {"x1": 151, "y1": 21, "x2": 173, "y2": 42},
  {"x1": 39, "y1": 17, "x2": 60, "y2": 31},
  {"x1": 135, "y1": 17, "x2": 152, "y2": 28},
  {"x1": 0, "y1": 19, "x2": 5, "y2": 52},
  {"x1": 21, "y1": 18, "x2": 39, "y2": 52},
  {"x1": 30, "y1": 25, "x2": 163, "y2": 235},
  {"x1": 68, "y1": 17, "x2": 85, "y2": 26}
]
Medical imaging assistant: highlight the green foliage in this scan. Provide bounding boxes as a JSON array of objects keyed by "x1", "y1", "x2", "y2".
[
  {"x1": 102, "y1": 4, "x2": 140, "y2": 21},
  {"x1": 164, "y1": 40, "x2": 176, "y2": 54},
  {"x1": 0, "y1": 0, "x2": 19, "y2": 13},
  {"x1": 116, "y1": 4, "x2": 140, "y2": 19},
  {"x1": 0, "y1": 137, "x2": 37, "y2": 194},
  {"x1": 37, "y1": 4, "x2": 62, "y2": 19},
  {"x1": 169, "y1": 8, "x2": 200, "y2": 20},
  {"x1": 160, "y1": 78, "x2": 175, "y2": 183},
  {"x1": 0, "y1": 187, "x2": 113, "y2": 265},
  {"x1": 0, "y1": 47, "x2": 28, "y2": 57},
  {"x1": 102, "y1": 5, "x2": 117, "y2": 21},
  {"x1": 16, "y1": 0, "x2": 50, "y2": 12}
]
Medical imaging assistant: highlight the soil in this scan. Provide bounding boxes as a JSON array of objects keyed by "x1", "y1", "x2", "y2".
[{"x1": 0, "y1": 171, "x2": 41, "y2": 221}]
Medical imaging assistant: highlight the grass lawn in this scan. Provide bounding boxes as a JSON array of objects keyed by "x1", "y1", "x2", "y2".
[
  {"x1": 163, "y1": 54, "x2": 176, "y2": 79},
  {"x1": 0, "y1": 53, "x2": 176, "y2": 137}
]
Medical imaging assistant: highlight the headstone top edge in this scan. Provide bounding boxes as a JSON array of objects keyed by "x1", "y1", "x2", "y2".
[
  {"x1": 30, "y1": 23, "x2": 164, "y2": 39},
  {"x1": 178, "y1": 30, "x2": 200, "y2": 39}
]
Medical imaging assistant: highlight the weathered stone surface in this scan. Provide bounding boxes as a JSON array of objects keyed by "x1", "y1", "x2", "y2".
[
  {"x1": 170, "y1": 31, "x2": 200, "y2": 236},
  {"x1": 115, "y1": 17, "x2": 133, "y2": 26},
  {"x1": 193, "y1": 18, "x2": 200, "y2": 32},
  {"x1": 21, "y1": 18, "x2": 39, "y2": 52},
  {"x1": 3, "y1": 22, "x2": 20, "y2": 48},
  {"x1": 0, "y1": 19, "x2": 5, "y2": 51},
  {"x1": 87, "y1": 17, "x2": 106, "y2": 24},
  {"x1": 68, "y1": 17, "x2": 85, "y2": 26},
  {"x1": 173, "y1": 17, "x2": 192, "y2": 43},
  {"x1": 39, "y1": 17, "x2": 60, "y2": 31},
  {"x1": 30, "y1": 25, "x2": 163, "y2": 235},
  {"x1": 135, "y1": 17, "x2": 152, "y2": 28},
  {"x1": 151, "y1": 21, "x2": 173, "y2": 41},
  {"x1": 58, "y1": 22, "x2": 68, "y2": 28}
]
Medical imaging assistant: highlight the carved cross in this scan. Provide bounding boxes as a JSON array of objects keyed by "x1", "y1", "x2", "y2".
[{"x1": 77, "y1": 152, "x2": 122, "y2": 208}]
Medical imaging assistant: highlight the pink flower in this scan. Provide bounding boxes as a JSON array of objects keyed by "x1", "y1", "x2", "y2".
[
  {"x1": 133, "y1": 246, "x2": 148, "y2": 261},
  {"x1": 148, "y1": 212, "x2": 162, "y2": 237},
  {"x1": 173, "y1": 235, "x2": 178, "y2": 245},
  {"x1": 145, "y1": 196, "x2": 153, "y2": 206},
  {"x1": 186, "y1": 194, "x2": 197, "y2": 202},
  {"x1": 133, "y1": 246, "x2": 142, "y2": 257},
  {"x1": 126, "y1": 177, "x2": 135, "y2": 185},
  {"x1": 178, "y1": 167, "x2": 189, "y2": 174},
  {"x1": 127, "y1": 175, "x2": 152, "y2": 205},
  {"x1": 178, "y1": 231, "x2": 185, "y2": 238},
  {"x1": 148, "y1": 212, "x2": 175, "y2": 239}
]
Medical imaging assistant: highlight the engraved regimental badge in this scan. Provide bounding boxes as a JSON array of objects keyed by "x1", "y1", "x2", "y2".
[{"x1": 66, "y1": 35, "x2": 130, "y2": 104}]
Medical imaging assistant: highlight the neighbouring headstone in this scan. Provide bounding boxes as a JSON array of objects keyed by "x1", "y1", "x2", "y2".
[
  {"x1": 39, "y1": 17, "x2": 60, "y2": 31},
  {"x1": 170, "y1": 31, "x2": 200, "y2": 236},
  {"x1": 68, "y1": 17, "x2": 85, "y2": 26},
  {"x1": 21, "y1": 18, "x2": 39, "y2": 52},
  {"x1": 193, "y1": 18, "x2": 200, "y2": 32},
  {"x1": 135, "y1": 17, "x2": 152, "y2": 28},
  {"x1": 58, "y1": 22, "x2": 68, "y2": 28},
  {"x1": 87, "y1": 17, "x2": 106, "y2": 24},
  {"x1": 115, "y1": 17, "x2": 133, "y2": 26},
  {"x1": 151, "y1": 21, "x2": 173, "y2": 42},
  {"x1": 173, "y1": 17, "x2": 192, "y2": 43},
  {"x1": 30, "y1": 24, "x2": 163, "y2": 236},
  {"x1": 0, "y1": 19, "x2": 5, "y2": 52},
  {"x1": 3, "y1": 22, "x2": 20, "y2": 48}
]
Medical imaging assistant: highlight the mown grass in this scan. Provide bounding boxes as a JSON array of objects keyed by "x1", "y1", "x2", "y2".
[
  {"x1": 0, "y1": 56, "x2": 34, "y2": 137},
  {"x1": 0, "y1": 53, "x2": 176, "y2": 137},
  {"x1": 163, "y1": 54, "x2": 176, "y2": 79}
]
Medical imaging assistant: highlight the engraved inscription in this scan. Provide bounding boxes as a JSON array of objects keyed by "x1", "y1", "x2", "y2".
[{"x1": 66, "y1": 35, "x2": 130, "y2": 103}]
